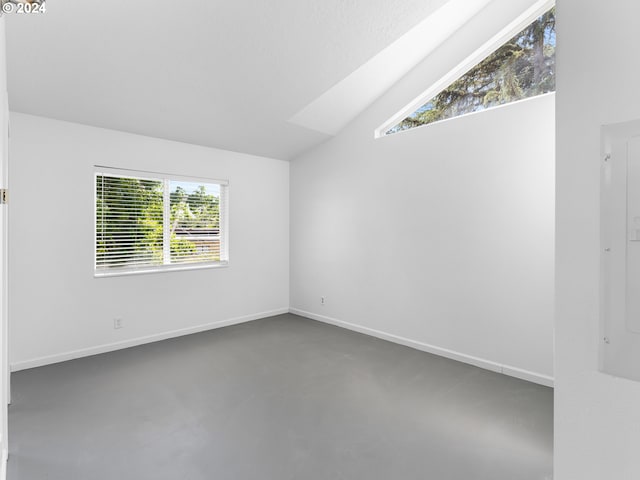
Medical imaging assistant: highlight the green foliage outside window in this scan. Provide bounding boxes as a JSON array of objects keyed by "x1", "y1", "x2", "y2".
[
  {"x1": 96, "y1": 175, "x2": 222, "y2": 270},
  {"x1": 96, "y1": 176, "x2": 163, "y2": 267},
  {"x1": 387, "y1": 7, "x2": 556, "y2": 134},
  {"x1": 169, "y1": 184, "x2": 221, "y2": 263}
]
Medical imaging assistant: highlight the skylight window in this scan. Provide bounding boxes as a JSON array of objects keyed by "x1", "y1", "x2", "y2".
[{"x1": 384, "y1": 7, "x2": 555, "y2": 135}]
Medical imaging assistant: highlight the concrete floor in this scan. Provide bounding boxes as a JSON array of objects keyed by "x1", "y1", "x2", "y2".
[{"x1": 8, "y1": 314, "x2": 553, "y2": 480}]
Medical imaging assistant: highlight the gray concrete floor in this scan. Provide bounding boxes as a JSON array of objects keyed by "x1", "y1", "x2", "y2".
[{"x1": 8, "y1": 314, "x2": 553, "y2": 480}]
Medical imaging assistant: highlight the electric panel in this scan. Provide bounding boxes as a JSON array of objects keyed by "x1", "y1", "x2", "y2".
[{"x1": 601, "y1": 120, "x2": 640, "y2": 381}]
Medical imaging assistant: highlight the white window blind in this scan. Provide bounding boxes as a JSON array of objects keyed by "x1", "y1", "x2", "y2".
[{"x1": 95, "y1": 168, "x2": 228, "y2": 276}]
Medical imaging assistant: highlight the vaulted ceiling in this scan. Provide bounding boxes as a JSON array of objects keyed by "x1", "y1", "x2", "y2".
[{"x1": 5, "y1": 0, "x2": 492, "y2": 160}]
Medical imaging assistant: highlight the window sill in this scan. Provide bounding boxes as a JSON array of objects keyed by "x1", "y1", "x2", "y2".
[{"x1": 94, "y1": 261, "x2": 229, "y2": 278}]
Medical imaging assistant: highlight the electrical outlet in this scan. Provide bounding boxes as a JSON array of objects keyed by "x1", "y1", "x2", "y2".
[
  {"x1": 321, "y1": 296, "x2": 326, "y2": 306},
  {"x1": 114, "y1": 318, "x2": 123, "y2": 329}
]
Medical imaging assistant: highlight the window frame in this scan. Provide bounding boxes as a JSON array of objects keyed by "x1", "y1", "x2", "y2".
[
  {"x1": 94, "y1": 166, "x2": 229, "y2": 278},
  {"x1": 375, "y1": 0, "x2": 555, "y2": 138}
]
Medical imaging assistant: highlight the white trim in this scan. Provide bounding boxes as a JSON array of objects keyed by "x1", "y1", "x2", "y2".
[
  {"x1": 2, "y1": 92, "x2": 8, "y2": 466},
  {"x1": 0, "y1": 447, "x2": 7, "y2": 480},
  {"x1": 290, "y1": 308, "x2": 554, "y2": 388},
  {"x1": 10, "y1": 306, "x2": 554, "y2": 387},
  {"x1": 10, "y1": 308, "x2": 289, "y2": 372},
  {"x1": 375, "y1": 0, "x2": 556, "y2": 138},
  {"x1": 94, "y1": 261, "x2": 229, "y2": 278},
  {"x1": 94, "y1": 165, "x2": 229, "y2": 186}
]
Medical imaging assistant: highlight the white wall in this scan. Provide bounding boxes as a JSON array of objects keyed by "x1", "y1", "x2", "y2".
[
  {"x1": 290, "y1": 0, "x2": 555, "y2": 385},
  {"x1": 555, "y1": 2, "x2": 640, "y2": 478},
  {"x1": 291, "y1": 94, "x2": 555, "y2": 384},
  {"x1": 8, "y1": 113, "x2": 289, "y2": 369},
  {"x1": 0, "y1": 16, "x2": 8, "y2": 480}
]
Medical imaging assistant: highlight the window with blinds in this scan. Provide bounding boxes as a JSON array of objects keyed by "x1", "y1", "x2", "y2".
[{"x1": 95, "y1": 168, "x2": 228, "y2": 276}]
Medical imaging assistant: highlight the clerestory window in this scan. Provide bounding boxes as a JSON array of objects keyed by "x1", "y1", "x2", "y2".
[{"x1": 384, "y1": 7, "x2": 555, "y2": 135}]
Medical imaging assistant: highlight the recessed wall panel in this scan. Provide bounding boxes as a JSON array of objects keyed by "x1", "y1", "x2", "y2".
[{"x1": 601, "y1": 121, "x2": 640, "y2": 381}]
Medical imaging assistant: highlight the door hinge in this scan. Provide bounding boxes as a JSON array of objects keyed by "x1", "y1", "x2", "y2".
[{"x1": 0, "y1": 189, "x2": 7, "y2": 205}]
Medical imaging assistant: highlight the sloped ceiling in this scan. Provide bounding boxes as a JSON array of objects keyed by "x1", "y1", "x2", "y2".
[{"x1": 6, "y1": 0, "x2": 489, "y2": 160}]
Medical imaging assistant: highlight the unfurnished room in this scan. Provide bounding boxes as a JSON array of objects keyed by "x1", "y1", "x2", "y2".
[{"x1": 0, "y1": 0, "x2": 636, "y2": 479}]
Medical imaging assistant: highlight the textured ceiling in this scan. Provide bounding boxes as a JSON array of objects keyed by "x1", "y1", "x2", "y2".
[{"x1": 6, "y1": 0, "x2": 465, "y2": 160}]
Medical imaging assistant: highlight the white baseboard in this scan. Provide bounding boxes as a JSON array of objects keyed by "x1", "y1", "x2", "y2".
[
  {"x1": 290, "y1": 308, "x2": 554, "y2": 388},
  {"x1": 11, "y1": 308, "x2": 289, "y2": 372},
  {"x1": 1, "y1": 447, "x2": 7, "y2": 480},
  {"x1": 11, "y1": 307, "x2": 554, "y2": 387}
]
